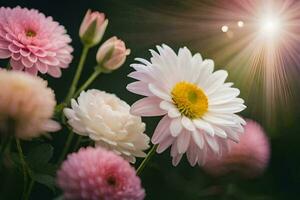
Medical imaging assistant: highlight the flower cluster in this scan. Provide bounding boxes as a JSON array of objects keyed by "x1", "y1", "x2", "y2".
[{"x1": 0, "y1": 4, "x2": 274, "y2": 200}]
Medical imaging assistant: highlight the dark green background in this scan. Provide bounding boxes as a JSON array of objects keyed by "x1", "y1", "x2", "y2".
[{"x1": 1, "y1": 0, "x2": 300, "y2": 199}]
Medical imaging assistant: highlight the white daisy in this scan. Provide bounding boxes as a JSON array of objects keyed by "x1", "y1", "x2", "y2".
[{"x1": 127, "y1": 44, "x2": 246, "y2": 166}]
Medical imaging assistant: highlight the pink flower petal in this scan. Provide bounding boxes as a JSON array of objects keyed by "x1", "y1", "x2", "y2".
[
  {"x1": 28, "y1": 53, "x2": 38, "y2": 63},
  {"x1": 20, "y1": 48, "x2": 30, "y2": 57},
  {"x1": 172, "y1": 153, "x2": 183, "y2": 166},
  {"x1": 156, "y1": 136, "x2": 174, "y2": 153},
  {"x1": 186, "y1": 141, "x2": 199, "y2": 166},
  {"x1": 176, "y1": 130, "x2": 191, "y2": 154},
  {"x1": 152, "y1": 115, "x2": 171, "y2": 144},
  {"x1": 35, "y1": 61, "x2": 48, "y2": 74},
  {"x1": 39, "y1": 56, "x2": 60, "y2": 66},
  {"x1": 47, "y1": 66, "x2": 62, "y2": 78},
  {"x1": 0, "y1": 40, "x2": 9, "y2": 49},
  {"x1": 12, "y1": 53, "x2": 21, "y2": 60},
  {"x1": 0, "y1": 49, "x2": 11, "y2": 58},
  {"x1": 130, "y1": 97, "x2": 166, "y2": 116},
  {"x1": 21, "y1": 56, "x2": 34, "y2": 68},
  {"x1": 25, "y1": 66, "x2": 38, "y2": 76},
  {"x1": 8, "y1": 43, "x2": 20, "y2": 53},
  {"x1": 126, "y1": 81, "x2": 153, "y2": 96},
  {"x1": 10, "y1": 58, "x2": 24, "y2": 70}
]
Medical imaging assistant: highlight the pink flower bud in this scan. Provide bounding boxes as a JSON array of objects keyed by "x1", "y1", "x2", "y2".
[
  {"x1": 203, "y1": 119, "x2": 270, "y2": 179},
  {"x1": 79, "y1": 10, "x2": 108, "y2": 47},
  {"x1": 96, "y1": 36, "x2": 130, "y2": 70}
]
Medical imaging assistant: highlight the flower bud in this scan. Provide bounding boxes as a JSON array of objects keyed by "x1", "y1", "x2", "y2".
[
  {"x1": 96, "y1": 36, "x2": 130, "y2": 70},
  {"x1": 79, "y1": 10, "x2": 108, "y2": 47}
]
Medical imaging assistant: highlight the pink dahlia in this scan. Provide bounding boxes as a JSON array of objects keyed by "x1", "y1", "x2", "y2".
[
  {"x1": 0, "y1": 7, "x2": 73, "y2": 77},
  {"x1": 57, "y1": 147, "x2": 145, "y2": 200},
  {"x1": 203, "y1": 119, "x2": 270, "y2": 178}
]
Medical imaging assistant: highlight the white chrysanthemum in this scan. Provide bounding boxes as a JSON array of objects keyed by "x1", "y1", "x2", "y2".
[
  {"x1": 64, "y1": 89, "x2": 150, "y2": 163},
  {"x1": 0, "y1": 70, "x2": 60, "y2": 139},
  {"x1": 127, "y1": 44, "x2": 246, "y2": 166}
]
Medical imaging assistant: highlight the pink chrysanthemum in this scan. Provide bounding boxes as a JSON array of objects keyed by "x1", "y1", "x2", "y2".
[
  {"x1": 203, "y1": 119, "x2": 270, "y2": 178},
  {"x1": 0, "y1": 6, "x2": 73, "y2": 77},
  {"x1": 57, "y1": 147, "x2": 145, "y2": 200}
]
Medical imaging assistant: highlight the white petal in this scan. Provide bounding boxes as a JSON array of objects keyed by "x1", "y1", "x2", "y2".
[
  {"x1": 181, "y1": 116, "x2": 196, "y2": 131},
  {"x1": 208, "y1": 104, "x2": 246, "y2": 114},
  {"x1": 170, "y1": 117, "x2": 183, "y2": 137},
  {"x1": 135, "y1": 57, "x2": 152, "y2": 66},
  {"x1": 208, "y1": 88, "x2": 240, "y2": 103},
  {"x1": 159, "y1": 98, "x2": 180, "y2": 118},
  {"x1": 204, "y1": 70, "x2": 228, "y2": 95},
  {"x1": 149, "y1": 84, "x2": 171, "y2": 101},
  {"x1": 205, "y1": 135, "x2": 219, "y2": 154},
  {"x1": 63, "y1": 108, "x2": 76, "y2": 119},
  {"x1": 213, "y1": 126, "x2": 227, "y2": 138},
  {"x1": 195, "y1": 59, "x2": 214, "y2": 86},
  {"x1": 159, "y1": 100, "x2": 175, "y2": 110},
  {"x1": 168, "y1": 108, "x2": 181, "y2": 118},
  {"x1": 191, "y1": 130, "x2": 204, "y2": 149},
  {"x1": 202, "y1": 113, "x2": 236, "y2": 126},
  {"x1": 193, "y1": 119, "x2": 215, "y2": 136}
]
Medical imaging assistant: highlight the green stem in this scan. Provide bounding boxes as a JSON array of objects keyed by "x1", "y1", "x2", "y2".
[
  {"x1": 25, "y1": 179, "x2": 34, "y2": 200},
  {"x1": 136, "y1": 144, "x2": 157, "y2": 176},
  {"x1": 16, "y1": 139, "x2": 28, "y2": 200},
  {"x1": 65, "y1": 45, "x2": 90, "y2": 104},
  {"x1": 6, "y1": 62, "x2": 11, "y2": 70},
  {"x1": 0, "y1": 136, "x2": 10, "y2": 155},
  {"x1": 73, "y1": 136, "x2": 82, "y2": 152},
  {"x1": 58, "y1": 131, "x2": 74, "y2": 164},
  {"x1": 74, "y1": 68, "x2": 102, "y2": 98}
]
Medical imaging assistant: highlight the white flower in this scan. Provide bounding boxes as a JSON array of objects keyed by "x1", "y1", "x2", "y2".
[
  {"x1": 0, "y1": 70, "x2": 60, "y2": 139},
  {"x1": 63, "y1": 89, "x2": 150, "y2": 163},
  {"x1": 127, "y1": 44, "x2": 246, "y2": 166}
]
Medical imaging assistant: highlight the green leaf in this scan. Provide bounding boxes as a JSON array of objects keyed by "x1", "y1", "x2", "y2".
[
  {"x1": 39, "y1": 163, "x2": 58, "y2": 176},
  {"x1": 26, "y1": 143, "x2": 54, "y2": 169},
  {"x1": 31, "y1": 172, "x2": 56, "y2": 192}
]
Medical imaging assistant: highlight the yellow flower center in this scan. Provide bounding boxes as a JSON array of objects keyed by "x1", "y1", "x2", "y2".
[
  {"x1": 25, "y1": 29, "x2": 37, "y2": 37},
  {"x1": 171, "y1": 81, "x2": 208, "y2": 119}
]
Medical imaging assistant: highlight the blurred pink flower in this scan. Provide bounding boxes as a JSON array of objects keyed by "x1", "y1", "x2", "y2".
[
  {"x1": 79, "y1": 9, "x2": 108, "y2": 47},
  {"x1": 57, "y1": 147, "x2": 145, "y2": 200},
  {"x1": 203, "y1": 119, "x2": 270, "y2": 178},
  {"x1": 96, "y1": 36, "x2": 130, "y2": 70},
  {"x1": 0, "y1": 6, "x2": 73, "y2": 77},
  {"x1": 0, "y1": 70, "x2": 60, "y2": 139}
]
